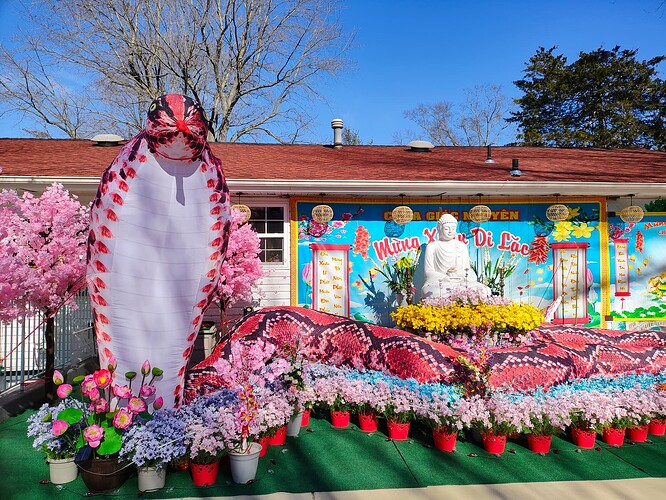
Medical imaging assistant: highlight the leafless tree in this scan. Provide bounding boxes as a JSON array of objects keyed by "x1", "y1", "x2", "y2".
[
  {"x1": 402, "y1": 84, "x2": 512, "y2": 146},
  {"x1": 0, "y1": 0, "x2": 352, "y2": 142}
]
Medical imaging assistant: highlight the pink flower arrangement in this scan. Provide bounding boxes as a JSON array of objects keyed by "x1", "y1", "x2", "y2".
[{"x1": 51, "y1": 358, "x2": 164, "y2": 458}]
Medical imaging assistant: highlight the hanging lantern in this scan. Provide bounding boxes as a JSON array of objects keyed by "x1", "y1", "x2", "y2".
[
  {"x1": 619, "y1": 196, "x2": 644, "y2": 223},
  {"x1": 392, "y1": 194, "x2": 413, "y2": 225},
  {"x1": 546, "y1": 195, "x2": 569, "y2": 223},
  {"x1": 311, "y1": 204, "x2": 334, "y2": 223},
  {"x1": 231, "y1": 192, "x2": 251, "y2": 223},
  {"x1": 469, "y1": 204, "x2": 492, "y2": 223}
]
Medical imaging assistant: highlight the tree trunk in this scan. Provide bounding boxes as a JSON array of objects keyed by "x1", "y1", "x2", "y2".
[{"x1": 44, "y1": 312, "x2": 55, "y2": 403}]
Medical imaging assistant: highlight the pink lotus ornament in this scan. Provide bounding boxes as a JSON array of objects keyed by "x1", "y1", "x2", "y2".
[
  {"x1": 83, "y1": 424, "x2": 105, "y2": 448},
  {"x1": 52, "y1": 370, "x2": 64, "y2": 385},
  {"x1": 153, "y1": 397, "x2": 164, "y2": 410},
  {"x1": 94, "y1": 369, "x2": 113, "y2": 389},
  {"x1": 112, "y1": 384, "x2": 133, "y2": 399},
  {"x1": 113, "y1": 408, "x2": 133, "y2": 429},
  {"x1": 127, "y1": 396, "x2": 147, "y2": 414},
  {"x1": 56, "y1": 383, "x2": 72, "y2": 399},
  {"x1": 141, "y1": 360, "x2": 151, "y2": 375},
  {"x1": 51, "y1": 419, "x2": 69, "y2": 436},
  {"x1": 139, "y1": 384, "x2": 156, "y2": 398},
  {"x1": 92, "y1": 397, "x2": 109, "y2": 414}
]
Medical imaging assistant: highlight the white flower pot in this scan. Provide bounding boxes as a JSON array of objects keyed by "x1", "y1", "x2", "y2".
[
  {"x1": 137, "y1": 466, "x2": 166, "y2": 492},
  {"x1": 229, "y1": 442, "x2": 262, "y2": 484},
  {"x1": 287, "y1": 412, "x2": 304, "y2": 437},
  {"x1": 48, "y1": 457, "x2": 78, "y2": 484}
]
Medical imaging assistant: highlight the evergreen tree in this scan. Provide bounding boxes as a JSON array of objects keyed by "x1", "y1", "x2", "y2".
[{"x1": 510, "y1": 46, "x2": 666, "y2": 150}]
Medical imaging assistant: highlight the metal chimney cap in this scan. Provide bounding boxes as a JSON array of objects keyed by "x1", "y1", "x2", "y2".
[
  {"x1": 407, "y1": 140, "x2": 434, "y2": 152},
  {"x1": 331, "y1": 118, "x2": 344, "y2": 129},
  {"x1": 91, "y1": 134, "x2": 124, "y2": 146}
]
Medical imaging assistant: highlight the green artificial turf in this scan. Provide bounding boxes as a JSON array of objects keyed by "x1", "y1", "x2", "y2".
[{"x1": 1, "y1": 410, "x2": 665, "y2": 500}]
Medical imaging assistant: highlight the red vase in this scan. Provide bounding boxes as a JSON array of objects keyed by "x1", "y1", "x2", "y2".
[
  {"x1": 526, "y1": 434, "x2": 552, "y2": 454},
  {"x1": 649, "y1": 419, "x2": 666, "y2": 436},
  {"x1": 267, "y1": 425, "x2": 288, "y2": 446},
  {"x1": 358, "y1": 413, "x2": 379, "y2": 432},
  {"x1": 330, "y1": 410, "x2": 351, "y2": 428},
  {"x1": 602, "y1": 427, "x2": 625, "y2": 447},
  {"x1": 258, "y1": 436, "x2": 269, "y2": 457},
  {"x1": 626, "y1": 425, "x2": 649, "y2": 443},
  {"x1": 432, "y1": 427, "x2": 457, "y2": 452},
  {"x1": 301, "y1": 409, "x2": 311, "y2": 427},
  {"x1": 571, "y1": 426, "x2": 597, "y2": 449},
  {"x1": 387, "y1": 420, "x2": 410, "y2": 440},
  {"x1": 190, "y1": 460, "x2": 220, "y2": 487},
  {"x1": 481, "y1": 431, "x2": 507, "y2": 454}
]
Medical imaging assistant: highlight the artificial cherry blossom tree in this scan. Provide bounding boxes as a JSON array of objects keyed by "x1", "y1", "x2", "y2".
[
  {"x1": 0, "y1": 183, "x2": 90, "y2": 399},
  {"x1": 213, "y1": 208, "x2": 263, "y2": 332}
]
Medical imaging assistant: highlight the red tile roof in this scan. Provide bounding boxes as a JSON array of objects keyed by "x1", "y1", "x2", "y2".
[{"x1": 1, "y1": 138, "x2": 666, "y2": 184}]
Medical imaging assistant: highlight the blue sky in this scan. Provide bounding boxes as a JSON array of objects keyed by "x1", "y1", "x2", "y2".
[{"x1": 1, "y1": 0, "x2": 664, "y2": 144}]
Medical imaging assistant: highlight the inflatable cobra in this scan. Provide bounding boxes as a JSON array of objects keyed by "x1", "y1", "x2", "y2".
[
  {"x1": 87, "y1": 94, "x2": 231, "y2": 407},
  {"x1": 185, "y1": 306, "x2": 666, "y2": 401}
]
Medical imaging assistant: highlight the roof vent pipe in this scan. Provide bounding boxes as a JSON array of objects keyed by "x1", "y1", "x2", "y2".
[
  {"x1": 485, "y1": 145, "x2": 495, "y2": 163},
  {"x1": 509, "y1": 158, "x2": 522, "y2": 177},
  {"x1": 331, "y1": 118, "x2": 343, "y2": 148}
]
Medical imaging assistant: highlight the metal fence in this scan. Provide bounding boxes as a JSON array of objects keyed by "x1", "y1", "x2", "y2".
[{"x1": 0, "y1": 290, "x2": 95, "y2": 394}]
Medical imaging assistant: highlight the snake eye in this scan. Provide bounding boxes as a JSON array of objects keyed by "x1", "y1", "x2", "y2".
[{"x1": 149, "y1": 102, "x2": 157, "y2": 112}]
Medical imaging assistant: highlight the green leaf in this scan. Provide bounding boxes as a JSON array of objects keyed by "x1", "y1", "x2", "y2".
[
  {"x1": 57, "y1": 408, "x2": 83, "y2": 425},
  {"x1": 97, "y1": 426, "x2": 122, "y2": 456},
  {"x1": 72, "y1": 375, "x2": 85, "y2": 385},
  {"x1": 125, "y1": 371, "x2": 137, "y2": 380},
  {"x1": 151, "y1": 367, "x2": 164, "y2": 377}
]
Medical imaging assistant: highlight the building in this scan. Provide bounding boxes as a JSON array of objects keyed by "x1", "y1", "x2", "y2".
[{"x1": 2, "y1": 125, "x2": 666, "y2": 330}]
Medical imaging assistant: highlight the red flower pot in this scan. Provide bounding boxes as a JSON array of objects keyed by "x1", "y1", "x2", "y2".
[
  {"x1": 190, "y1": 460, "x2": 220, "y2": 487},
  {"x1": 649, "y1": 419, "x2": 666, "y2": 436},
  {"x1": 358, "y1": 413, "x2": 379, "y2": 432},
  {"x1": 267, "y1": 425, "x2": 288, "y2": 446},
  {"x1": 602, "y1": 427, "x2": 625, "y2": 447},
  {"x1": 387, "y1": 420, "x2": 410, "y2": 440},
  {"x1": 432, "y1": 427, "x2": 457, "y2": 452},
  {"x1": 571, "y1": 426, "x2": 596, "y2": 449},
  {"x1": 481, "y1": 431, "x2": 507, "y2": 454},
  {"x1": 258, "y1": 436, "x2": 269, "y2": 457},
  {"x1": 626, "y1": 425, "x2": 649, "y2": 443},
  {"x1": 301, "y1": 409, "x2": 311, "y2": 427},
  {"x1": 330, "y1": 410, "x2": 351, "y2": 428},
  {"x1": 526, "y1": 434, "x2": 552, "y2": 454}
]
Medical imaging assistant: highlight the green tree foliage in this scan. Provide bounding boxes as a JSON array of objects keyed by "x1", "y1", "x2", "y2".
[{"x1": 510, "y1": 46, "x2": 666, "y2": 150}]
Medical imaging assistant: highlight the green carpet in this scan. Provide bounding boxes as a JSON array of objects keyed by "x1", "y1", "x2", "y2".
[{"x1": 1, "y1": 409, "x2": 665, "y2": 500}]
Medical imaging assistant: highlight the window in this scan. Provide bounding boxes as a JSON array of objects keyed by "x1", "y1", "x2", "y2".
[{"x1": 249, "y1": 206, "x2": 285, "y2": 263}]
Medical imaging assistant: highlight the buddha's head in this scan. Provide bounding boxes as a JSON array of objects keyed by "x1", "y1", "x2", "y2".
[{"x1": 437, "y1": 214, "x2": 458, "y2": 241}]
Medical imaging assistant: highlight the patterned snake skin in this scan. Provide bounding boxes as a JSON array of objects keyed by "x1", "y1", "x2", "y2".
[{"x1": 184, "y1": 306, "x2": 666, "y2": 401}]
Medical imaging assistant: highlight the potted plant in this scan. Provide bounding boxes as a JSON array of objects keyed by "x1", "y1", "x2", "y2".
[
  {"x1": 48, "y1": 359, "x2": 164, "y2": 493},
  {"x1": 27, "y1": 398, "x2": 85, "y2": 484},
  {"x1": 415, "y1": 389, "x2": 463, "y2": 452},
  {"x1": 650, "y1": 384, "x2": 666, "y2": 436},
  {"x1": 180, "y1": 388, "x2": 238, "y2": 486},
  {"x1": 312, "y1": 371, "x2": 355, "y2": 428},
  {"x1": 458, "y1": 393, "x2": 521, "y2": 454},
  {"x1": 517, "y1": 394, "x2": 572, "y2": 454},
  {"x1": 382, "y1": 384, "x2": 417, "y2": 440},
  {"x1": 119, "y1": 408, "x2": 187, "y2": 492},
  {"x1": 568, "y1": 390, "x2": 607, "y2": 448},
  {"x1": 621, "y1": 386, "x2": 656, "y2": 442}
]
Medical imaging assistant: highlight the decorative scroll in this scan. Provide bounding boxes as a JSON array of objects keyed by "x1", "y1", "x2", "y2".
[
  {"x1": 613, "y1": 238, "x2": 631, "y2": 297},
  {"x1": 551, "y1": 243, "x2": 589, "y2": 324},
  {"x1": 310, "y1": 244, "x2": 351, "y2": 316}
]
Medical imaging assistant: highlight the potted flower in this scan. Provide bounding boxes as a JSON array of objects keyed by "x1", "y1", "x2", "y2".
[
  {"x1": 414, "y1": 389, "x2": 463, "y2": 452},
  {"x1": 594, "y1": 389, "x2": 633, "y2": 447},
  {"x1": 622, "y1": 386, "x2": 657, "y2": 442},
  {"x1": 458, "y1": 393, "x2": 520, "y2": 454},
  {"x1": 382, "y1": 384, "x2": 417, "y2": 440},
  {"x1": 568, "y1": 390, "x2": 607, "y2": 448},
  {"x1": 312, "y1": 371, "x2": 355, "y2": 428},
  {"x1": 27, "y1": 398, "x2": 86, "y2": 484},
  {"x1": 517, "y1": 394, "x2": 572, "y2": 454},
  {"x1": 180, "y1": 388, "x2": 238, "y2": 486},
  {"x1": 119, "y1": 408, "x2": 187, "y2": 492},
  {"x1": 49, "y1": 359, "x2": 164, "y2": 493},
  {"x1": 349, "y1": 378, "x2": 387, "y2": 433},
  {"x1": 650, "y1": 384, "x2": 666, "y2": 436}
]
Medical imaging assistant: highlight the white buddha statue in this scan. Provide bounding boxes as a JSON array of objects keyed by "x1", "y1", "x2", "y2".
[{"x1": 421, "y1": 214, "x2": 491, "y2": 299}]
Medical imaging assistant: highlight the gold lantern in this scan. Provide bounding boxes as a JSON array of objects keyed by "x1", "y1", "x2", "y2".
[
  {"x1": 619, "y1": 195, "x2": 644, "y2": 223},
  {"x1": 546, "y1": 195, "x2": 569, "y2": 222},
  {"x1": 469, "y1": 195, "x2": 492, "y2": 223},
  {"x1": 392, "y1": 194, "x2": 413, "y2": 225},
  {"x1": 312, "y1": 193, "x2": 334, "y2": 223},
  {"x1": 231, "y1": 192, "x2": 251, "y2": 223}
]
